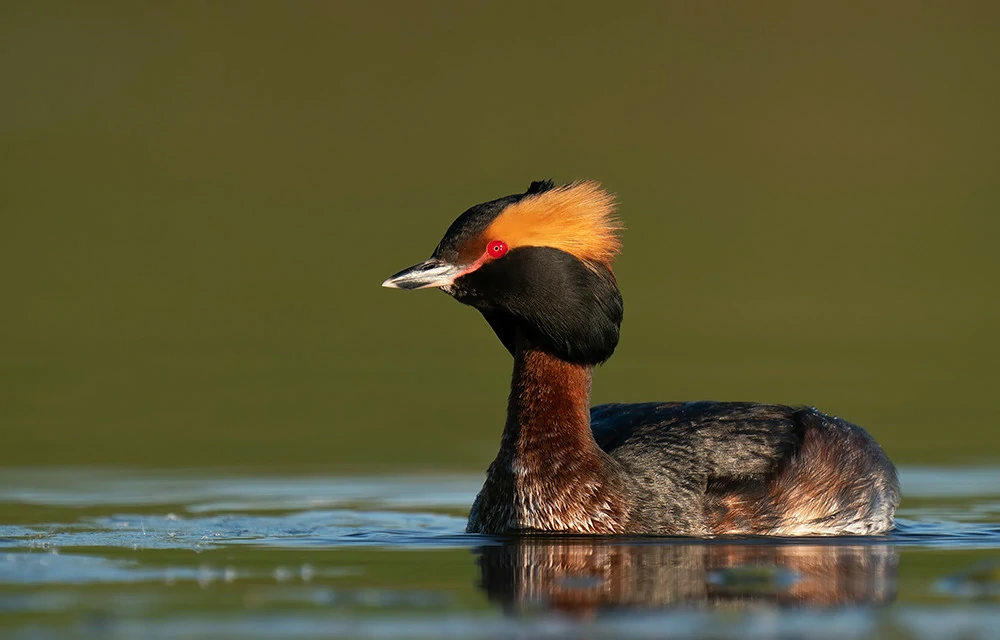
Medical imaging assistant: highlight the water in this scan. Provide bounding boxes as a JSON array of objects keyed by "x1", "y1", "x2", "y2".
[{"x1": 2, "y1": 468, "x2": 999, "y2": 638}]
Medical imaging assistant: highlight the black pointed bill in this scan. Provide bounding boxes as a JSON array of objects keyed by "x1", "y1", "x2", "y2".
[{"x1": 381, "y1": 258, "x2": 465, "y2": 290}]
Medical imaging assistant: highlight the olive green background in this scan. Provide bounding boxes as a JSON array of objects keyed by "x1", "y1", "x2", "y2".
[{"x1": 2, "y1": 1, "x2": 997, "y2": 469}]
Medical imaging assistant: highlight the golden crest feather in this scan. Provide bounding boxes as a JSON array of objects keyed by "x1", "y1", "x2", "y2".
[{"x1": 484, "y1": 181, "x2": 623, "y2": 265}]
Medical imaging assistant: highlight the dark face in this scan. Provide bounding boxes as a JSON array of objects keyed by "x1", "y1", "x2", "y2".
[{"x1": 383, "y1": 182, "x2": 623, "y2": 365}]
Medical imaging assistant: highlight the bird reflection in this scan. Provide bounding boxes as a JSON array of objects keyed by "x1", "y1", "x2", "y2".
[{"x1": 476, "y1": 538, "x2": 897, "y2": 615}]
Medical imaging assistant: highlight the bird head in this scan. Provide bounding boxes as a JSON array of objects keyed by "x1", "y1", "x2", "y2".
[{"x1": 382, "y1": 180, "x2": 624, "y2": 365}]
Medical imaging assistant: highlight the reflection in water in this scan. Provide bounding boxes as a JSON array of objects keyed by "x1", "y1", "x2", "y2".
[{"x1": 477, "y1": 538, "x2": 897, "y2": 615}]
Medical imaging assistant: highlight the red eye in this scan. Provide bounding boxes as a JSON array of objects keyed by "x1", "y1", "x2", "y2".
[{"x1": 487, "y1": 240, "x2": 508, "y2": 258}]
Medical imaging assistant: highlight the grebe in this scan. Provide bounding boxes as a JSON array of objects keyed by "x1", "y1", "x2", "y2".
[{"x1": 382, "y1": 180, "x2": 899, "y2": 536}]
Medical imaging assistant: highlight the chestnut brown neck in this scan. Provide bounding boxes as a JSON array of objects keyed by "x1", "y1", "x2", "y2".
[
  {"x1": 499, "y1": 343, "x2": 600, "y2": 463},
  {"x1": 468, "y1": 337, "x2": 631, "y2": 534},
  {"x1": 470, "y1": 338, "x2": 628, "y2": 534}
]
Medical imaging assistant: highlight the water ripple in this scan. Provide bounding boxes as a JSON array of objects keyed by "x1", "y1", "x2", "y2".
[{"x1": 0, "y1": 467, "x2": 999, "y2": 553}]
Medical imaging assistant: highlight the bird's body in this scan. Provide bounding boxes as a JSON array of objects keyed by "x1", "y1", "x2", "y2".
[{"x1": 384, "y1": 180, "x2": 899, "y2": 536}]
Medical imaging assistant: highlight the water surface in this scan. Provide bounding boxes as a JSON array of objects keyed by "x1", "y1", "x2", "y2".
[{"x1": 2, "y1": 468, "x2": 999, "y2": 638}]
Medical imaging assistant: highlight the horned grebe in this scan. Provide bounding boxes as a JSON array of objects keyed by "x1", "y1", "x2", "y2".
[{"x1": 383, "y1": 180, "x2": 899, "y2": 535}]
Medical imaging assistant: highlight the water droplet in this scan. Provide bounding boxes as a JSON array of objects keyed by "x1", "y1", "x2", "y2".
[
  {"x1": 300, "y1": 564, "x2": 315, "y2": 582},
  {"x1": 274, "y1": 566, "x2": 292, "y2": 582}
]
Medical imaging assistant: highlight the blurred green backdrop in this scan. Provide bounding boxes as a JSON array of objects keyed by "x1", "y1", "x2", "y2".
[{"x1": 1, "y1": 2, "x2": 997, "y2": 470}]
